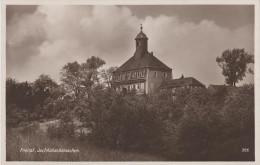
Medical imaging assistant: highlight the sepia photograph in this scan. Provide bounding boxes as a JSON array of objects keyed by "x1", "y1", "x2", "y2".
[{"x1": 2, "y1": 2, "x2": 259, "y2": 163}]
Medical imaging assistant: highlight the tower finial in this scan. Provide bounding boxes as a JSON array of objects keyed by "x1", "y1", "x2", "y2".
[{"x1": 140, "y1": 24, "x2": 143, "y2": 31}]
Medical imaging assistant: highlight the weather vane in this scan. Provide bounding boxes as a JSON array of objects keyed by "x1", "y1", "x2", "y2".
[{"x1": 140, "y1": 24, "x2": 143, "y2": 31}]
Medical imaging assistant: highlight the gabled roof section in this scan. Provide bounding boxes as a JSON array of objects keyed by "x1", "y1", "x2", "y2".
[
  {"x1": 115, "y1": 52, "x2": 172, "y2": 72},
  {"x1": 160, "y1": 77, "x2": 205, "y2": 89}
]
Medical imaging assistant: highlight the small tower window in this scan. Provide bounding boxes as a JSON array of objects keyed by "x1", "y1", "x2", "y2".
[{"x1": 154, "y1": 71, "x2": 157, "y2": 77}]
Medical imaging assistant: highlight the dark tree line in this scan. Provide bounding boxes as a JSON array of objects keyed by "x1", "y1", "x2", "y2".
[
  {"x1": 6, "y1": 56, "x2": 116, "y2": 127},
  {"x1": 6, "y1": 74, "x2": 64, "y2": 126}
]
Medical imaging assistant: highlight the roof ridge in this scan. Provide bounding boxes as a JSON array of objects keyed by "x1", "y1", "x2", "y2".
[{"x1": 160, "y1": 76, "x2": 205, "y2": 89}]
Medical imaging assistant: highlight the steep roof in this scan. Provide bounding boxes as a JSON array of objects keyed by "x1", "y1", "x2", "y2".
[
  {"x1": 135, "y1": 31, "x2": 148, "y2": 40},
  {"x1": 160, "y1": 77, "x2": 205, "y2": 89},
  {"x1": 115, "y1": 51, "x2": 172, "y2": 72}
]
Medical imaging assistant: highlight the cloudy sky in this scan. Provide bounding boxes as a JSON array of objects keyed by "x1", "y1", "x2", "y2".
[{"x1": 6, "y1": 5, "x2": 254, "y2": 86}]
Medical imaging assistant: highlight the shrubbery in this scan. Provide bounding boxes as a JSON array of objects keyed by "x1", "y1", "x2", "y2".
[
  {"x1": 47, "y1": 110, "x2": 76, "y2": 140},
  {"x1": 168, "y1": 85, "x2": 254, "y2": 160},
  {"x1": 7, "y1": 79, "x2": 254, "y2": 161},
  {"x1": 88, "y1": 85, "x2": 254, "y2": 160},
  {"x1": 6, "y1": 55, "x2": 255, "y2": 161},
  {"x1": 6, "y1": 76, "x2": 64, "y2": 127},
  {"x1": 91, "y1": 93, "x2": 164, "y2": 153},
  {"x1": 47, "y1": 122, "x2": 76, "y2": 140}
]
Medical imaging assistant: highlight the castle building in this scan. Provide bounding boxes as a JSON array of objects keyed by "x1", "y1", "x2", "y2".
[
  {"x1": 112, "y1": 25, "x2": 172, "y2": 94},
  {"x1": 112, "y1": 25, "x2": 205, "y2": 94}
]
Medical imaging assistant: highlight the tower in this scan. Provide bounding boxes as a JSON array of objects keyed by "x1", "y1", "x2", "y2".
[{"x1": 135, "y1": 24, "x2": 148, "y2": 53}]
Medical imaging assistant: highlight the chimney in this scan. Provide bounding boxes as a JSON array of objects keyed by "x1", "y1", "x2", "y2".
[{"x1": 181, "y1": 74, "x2": 184, "y2": 79}]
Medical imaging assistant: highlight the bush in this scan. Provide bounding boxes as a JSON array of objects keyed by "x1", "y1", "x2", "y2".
[
  {"x1": 6, "y1": 104, "x2": 30, "y2": 128},
  {"x1": 47, "y1": 121, "x2": 76, "y2": 140},
  {"x1": 91, "y1": 93, "x2": 164, "y2": 153},
  {"x1": 46, "y1": 107, "x2": 77, "y2": 140},
  {"x1": 170, "y1": 85, "x2": 254, "y2": 160}
]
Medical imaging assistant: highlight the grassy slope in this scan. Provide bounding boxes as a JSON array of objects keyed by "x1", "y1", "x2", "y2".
[{"x1": 6, "y1": 128, "x2": 165, "y2": 161}]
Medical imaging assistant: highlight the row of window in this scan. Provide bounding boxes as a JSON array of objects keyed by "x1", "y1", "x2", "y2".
[
  {"x1": 114, "y1": 70, "x2": 146, "y2": 81},
  {"x1": 154, "y1": 71, "x2": 168, "y2": 78},
  {"x1": 160, "y1": 86, "x2": 204, "y2": 93},
  {"x1": 116, "y1": 83, "x2": 145, "y2": 92}
]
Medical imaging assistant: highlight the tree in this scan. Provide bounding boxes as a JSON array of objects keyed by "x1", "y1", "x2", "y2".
[
  {"x1": 33, "y1": 74, "x2": 60, "y2": 100},
  {"x1": 60, "y1": 56, "x2": 106, "y2": 99},
  {"x1": 100, "y1": 66, "x2": 118, "y2": 88},
  {"x1": 6, "y1": 78, "x2": 19, "y2": 105},
  {"x1": 33, "y1": 74, "x2": 58, "y2": 93},
  {"x1": 80, "y1": 56, "x2": 106, "y2": 99},
  {"x1": 216, "y1": 48, "x2": 254, "y2": 86},
  {"x1": 60, "y1": 61, "x2": 82, "y2": 99}
]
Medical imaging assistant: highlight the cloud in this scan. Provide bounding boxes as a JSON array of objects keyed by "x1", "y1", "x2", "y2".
[
  {"x1": 6, "y1": 5, "x2": 254, "y2": 86},
  {"x1": 142, "y1": 15, "x2": 254, "y2": 85}
]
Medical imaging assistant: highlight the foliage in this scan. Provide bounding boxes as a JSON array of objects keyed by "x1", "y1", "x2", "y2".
[
  {"x1": 47, "y1": 122, "x2": 76, "y2": 140},
  {"x1": 6, "y1": 75, "x2": 64, "y2": 127},
  {"x1": 60, "y1": 56, "x2": 106, "y2": 99},
  {"x1": 91, "y1": 93, "x2": 164, "y2": 153},
  {"x1": 220, "y1": 84, "x2": 254, "y2": 137},
  {"x1": 47, "y1": 108, "x2": 76, "y2": 140},
  {"x1": 6, "y1": 79, "x2": 34, "y2": 110},
  {"x1": 32, "y1": 74, "x2": 60, "y2": 105},
  {"x1": 6, "y1": 55, "x2": 254, "y2": 161},
  {"x1": 6, "y1": 78, "x2": 19, "y2": 105},
  {"x1": 171, "y1": 85, "x2": 254, "y2": 160},
  {"x1": 87, "y1": 86, "x2": 253, "y2": 160},
  {"x1": 216, "y1": 48, "x2": 254, "y2": 86},
  {"x1": 33, "y1": 74, "x2": 59, "y2": 95},
  {"x1": 174, "y1": 90, "x2": 224, "y2": 160},
  {"x1": 6, "y1": 104, "x2": 30, "y2": 128},
  {"x1": 100, "y1": 66, "x2": 118, "y2": 87},
  {"x1": 60, "y1": 61, "x2": 82, "y2": 99}
]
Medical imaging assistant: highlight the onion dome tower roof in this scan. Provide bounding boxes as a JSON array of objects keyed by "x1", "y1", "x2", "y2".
[{"x1": 135, "y1": 24, "x2": 148, "y2": 40}]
